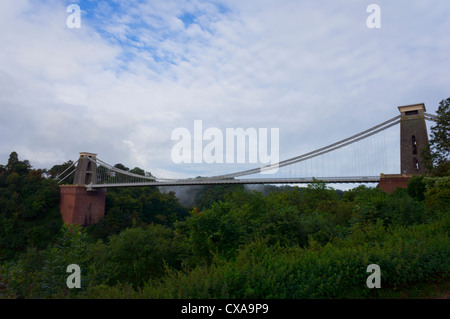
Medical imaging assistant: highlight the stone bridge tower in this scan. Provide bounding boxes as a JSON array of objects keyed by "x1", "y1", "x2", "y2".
[
  {"x1": 398, "y1": 103, "x2": 429, "y2": 174},
  {"x1": 59, "y1": 152, "x2": 106, "y2": 225},
  {"x1": 73, "y1": 152, "x2": 98, "y2": 185},
  {"x1": 379, "y1": 103, "x2": 429, "y2": 193}
]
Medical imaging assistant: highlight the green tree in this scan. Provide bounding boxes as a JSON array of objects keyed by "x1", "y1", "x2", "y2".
[
  {"x1": 5, "y1": 151, "x2": 19, "y2": 172},
  {"x1": 129, "y1": 167, "x2": 145, "y2": 176},
  {"x1": 193, "y1": 185, "x2": 244, "y2": 210},
  {"x1": 423, "y1": 97, "x2": 450, "y2": 176},
  {"x1": 422, "y1": 176, "x2": 450, "y2": 214},
  {"x1": 114, "y1": 163, "x2": 129, "y2": 171},
  {"x1": 87, "y1": 186, "x2": 189, "y2": 241},
  {"x1": 407, "y1": 175, "x2": 427, "y2": 202},
  {"x1": 0, "y1": 153, "x2": 62, "y2": 261},
  {"x1": 87, "y1": 225, "x2": 180, "y2": 288},
  {"x1": 5, "y1": 151, "x2": 31, "y2": 175},
  {"x1": 1, "y1": 225, "x2": 90, "y2": 298},
  {"x1": 39, "y1": 224, "x2": 91, "y2": 297},
  {"x1": 301, "y1": 179, "x2": 339, "y2": 212}
]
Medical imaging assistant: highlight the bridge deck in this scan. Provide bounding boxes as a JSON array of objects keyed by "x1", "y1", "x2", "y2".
[{"x1": 87, "y1": 176, "x2": 381, "y2": 189}]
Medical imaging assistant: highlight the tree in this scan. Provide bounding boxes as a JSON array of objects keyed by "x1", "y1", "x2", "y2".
[
  {"x1": 0, "y1": 153, "x2": 62, "y2": 261},
  {"x1": 5, "y1": 152, "x2": 31, "y2": 175},
  {"x1": 422, "y1": 176, "x2": 450, "y2": 214},
  {"x1": 114, "y1": 163, "x2": 129, "y2": 171},
  {"x1": 5, "y1": 151, "x2": 19, "y2": 172},
  {"x1": 423, "y1": 98, "x2": 450, "y2": 176},
  {"x1": 87, "y1": 225, "x2": 180, "y2": 288},
  {"x1": 406, "y1": 175, "x2": 426, "y2": 202},
  {"x1": 129, "y1": 167, "x2": 145, "y2": 176}
]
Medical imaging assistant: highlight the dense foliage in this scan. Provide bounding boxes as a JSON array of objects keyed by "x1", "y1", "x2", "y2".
[
  {"x1": 423, "y1": 97, "x2": 450, "y2": 176},
  {"x1": 0, "y1": 152, "x2": 62, "y2": 261}
]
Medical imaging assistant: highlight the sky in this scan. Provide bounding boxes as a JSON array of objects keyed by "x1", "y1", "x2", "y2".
[{"x1": 0, "y1": 0, "x2": 449, "y2": 181}]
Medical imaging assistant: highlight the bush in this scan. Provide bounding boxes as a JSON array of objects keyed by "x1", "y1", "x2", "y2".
[
  {"x1": 407, "y1": 175, "x2": 427, "y2": 202},
  {"x1": 107, "y1": 215, "x2": 449, "y2": 299},
  {"x1": 87, "y1": 224, "x2": 181, "y2": 288},
  {"x1": 423, "y1": 176, "x2": 450, "y2": 214},
  {"x1": 1, "y1": 224, "x2": 91, "y2": 298}
]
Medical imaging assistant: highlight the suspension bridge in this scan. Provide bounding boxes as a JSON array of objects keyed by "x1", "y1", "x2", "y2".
[{"x1": 56, "y1": 103, "x2": 437, "y2": 225}]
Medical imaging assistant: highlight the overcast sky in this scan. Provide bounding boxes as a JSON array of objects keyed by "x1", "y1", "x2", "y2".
[{"x1": 1, "y1": 0, "x2": 449, "y2": 181}]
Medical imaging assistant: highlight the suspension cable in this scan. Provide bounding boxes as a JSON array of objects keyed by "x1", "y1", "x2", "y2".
[
  {"x1": 57, "y1": 168, "x2": 76, "y2": 184},
  {"x1": 212, "y1": 116, "x2": 401, "y2": 179},
  {"x1": 54, "y1": 159, "x2": 79, "y2": 181}
]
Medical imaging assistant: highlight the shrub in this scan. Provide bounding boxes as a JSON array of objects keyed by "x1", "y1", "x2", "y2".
[
  {"x1": 124, "y1": 216, "x2": 449, "y2": 299},
  {"x1": 87, "y1": 224, "x2": 180, "y2": 288}
]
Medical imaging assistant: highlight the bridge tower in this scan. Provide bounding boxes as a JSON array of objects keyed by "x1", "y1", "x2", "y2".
[
  {"x1": 73, "y1": 152, "x2": 98, "y2": 185},
  {"x1": 398, "y1": 103, "x2": 429, "y2": 174},
  {"x1": 59, "y1": 152, "x2": 106, "y2": 225},
  {"x1": 379, "y1": 103, "x2": 429, "y2": 193}
]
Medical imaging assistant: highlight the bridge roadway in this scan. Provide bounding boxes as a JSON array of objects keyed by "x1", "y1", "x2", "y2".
[{"x1": 86, "y1": 176, "x2": 381, "y2": 190}]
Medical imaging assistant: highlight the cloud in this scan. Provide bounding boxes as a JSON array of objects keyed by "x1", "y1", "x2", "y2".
[{"x1": 0, "y1": 0, "x2": 449, "y2": 183}]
